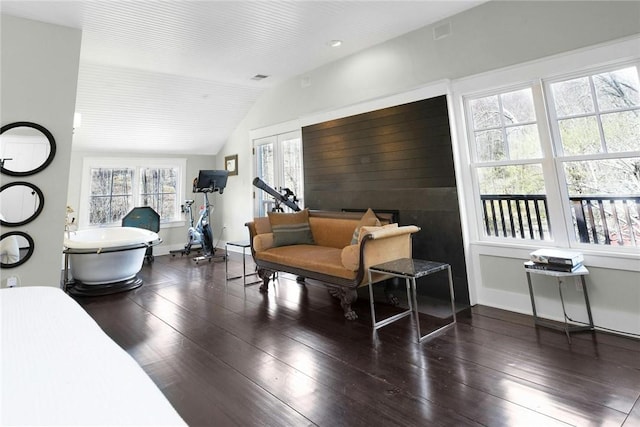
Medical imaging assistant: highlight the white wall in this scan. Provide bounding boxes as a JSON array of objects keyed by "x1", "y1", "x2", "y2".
[
  {"x1": 67, "y1": 151, "x2": 219, "y2": 254},
  {"x1": 1, "y1": 15, "x2": 81, "y2": 287},
  {"x1": 218, "y1": 1, "x2": 640, "y2": 335},
  {"x1": 220, "y1": 0, "x2": 640, "y2": 241}
]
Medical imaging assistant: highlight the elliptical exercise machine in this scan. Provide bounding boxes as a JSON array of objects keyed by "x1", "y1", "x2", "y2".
[{"x1": 172, "y1": 170, "x2": 229, "y2": 263}]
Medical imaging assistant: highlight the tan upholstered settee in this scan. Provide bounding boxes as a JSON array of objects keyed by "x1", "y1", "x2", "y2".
[{"x1": 245, "y1": 209, "x2": 420, "y2": 320}]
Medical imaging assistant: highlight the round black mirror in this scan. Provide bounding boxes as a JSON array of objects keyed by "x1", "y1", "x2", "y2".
[
  {"x1": 0, "y1": 182, "x2": 45, "y2": 227},
  {"x1": 1, "y1": 122, "x2": 56, "y2": 176},
  {"x1": 0, "y1": 231, "x2": 34, "y2": 268}
]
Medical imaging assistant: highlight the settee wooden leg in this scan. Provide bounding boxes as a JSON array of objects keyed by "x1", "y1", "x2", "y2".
[
  {"x1": 257, "y1": 268, "x2": 273, "y2": 292},
  {"x1": 328, "y1": 287, "x2": 358, "y2": 320}
]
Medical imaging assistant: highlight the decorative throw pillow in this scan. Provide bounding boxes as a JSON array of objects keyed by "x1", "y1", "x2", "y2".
[
  {"x1": 267, "y1": 209, "x2": 315, "y2": 247},
  {"x1": 350, "y1": 208, "x2": 381, "y2": 244}
]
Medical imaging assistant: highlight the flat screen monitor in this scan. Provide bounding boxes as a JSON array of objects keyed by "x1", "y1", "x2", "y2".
[{"x1": 195, "y1": 170, "x2": 229, "y2": 193}]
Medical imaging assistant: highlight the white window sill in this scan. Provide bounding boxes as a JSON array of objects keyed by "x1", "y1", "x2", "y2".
[
  {"x1": 470, "y1": 239, "x2": 640, "y2": 272},
  {"x1": 159, "y1": 220, "x2": 186, "y2": 229}
]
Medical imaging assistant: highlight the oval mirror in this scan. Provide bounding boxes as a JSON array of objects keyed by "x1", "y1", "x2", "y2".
[
  {"x1": 0, "y1": 182, "x2": 45, "y2": 227},
  {"x1": 1, "y1": 122, "x2": 56, "y2": 176},
  {"x1": 0, "y1": 231, "x2": 34, "y2": 268}
]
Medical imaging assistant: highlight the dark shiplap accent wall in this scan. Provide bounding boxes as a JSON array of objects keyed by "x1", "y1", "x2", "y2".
[{"x1": 302, "y1": 96, "x2": 469, "y2": 305}]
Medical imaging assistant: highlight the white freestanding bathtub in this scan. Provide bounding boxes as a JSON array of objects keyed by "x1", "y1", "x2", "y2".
[{"x1": 64, "y1": 227, "x2": 161, "y2": 295}]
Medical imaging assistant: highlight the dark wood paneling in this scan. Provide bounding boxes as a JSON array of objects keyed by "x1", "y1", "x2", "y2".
[{"x1": 302, "y1": 96, "x2": 469, "y2": 304}]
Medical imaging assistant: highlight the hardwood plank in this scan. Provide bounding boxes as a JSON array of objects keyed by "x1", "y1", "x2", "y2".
[{"x1": 74, "y1": 254, "x2": 639, "y2": 426}]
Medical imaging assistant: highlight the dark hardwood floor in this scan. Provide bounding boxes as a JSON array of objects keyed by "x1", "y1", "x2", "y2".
[{"x1": 74, "y1": 252, "x2": 640, "y2": 426}]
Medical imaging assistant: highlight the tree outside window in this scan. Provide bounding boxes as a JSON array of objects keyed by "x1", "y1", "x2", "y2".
[
  {"x1": 89, "y1": 168, "x2": 134, "y2": 224},
  {"x1": 467, "y1": 87, "x2": 550, "y2": 240},
  {"x1": 548, "y1": 65, "x2": 640, "y2": 246},
  {"x1": 465, "y1": 64, "x2": 640, "y2": 247},
  {"x1": 84, "y1": 159, "x2": 184, "y2": 227}
]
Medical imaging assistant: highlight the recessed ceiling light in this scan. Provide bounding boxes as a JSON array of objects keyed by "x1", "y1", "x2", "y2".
[
  {"x1": 251, "y1": 74, "x2": 269, "y2": 81},
  {"x1": 328, "y1": 40, "x2": 342, "y2": 48}
]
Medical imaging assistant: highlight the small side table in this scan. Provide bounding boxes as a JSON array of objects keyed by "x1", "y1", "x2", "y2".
[
  {"x1": 368, "y1": 258, "x2": 456, "y2": 343},
  {"x1": 524, "y1": 263, "x2": 595, "y2": 342},
  {"x1": 225, "y1": 241, "x2": 260, "y2": 286}
]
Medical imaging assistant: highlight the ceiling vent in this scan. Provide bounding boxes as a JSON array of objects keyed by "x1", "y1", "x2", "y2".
[
  {"x1": 433, "y1": 22, "x2": 451, "y2": 41},
  {"x1": 251, "y1": 74, "x2": 269, "y2": 81}
]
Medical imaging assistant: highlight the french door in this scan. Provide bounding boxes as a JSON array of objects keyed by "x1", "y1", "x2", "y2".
[{"x1": 253, "y1": 130, "x2": 304, "y2": 217}]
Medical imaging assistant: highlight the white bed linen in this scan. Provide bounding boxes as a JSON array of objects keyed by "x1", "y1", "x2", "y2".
[{"x1": 1, "y1": 286, "x2": 186, "y2": 426}]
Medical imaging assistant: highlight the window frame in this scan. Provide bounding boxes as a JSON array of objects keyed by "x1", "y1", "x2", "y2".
[
  {"x1": 464, "y1": 82, "x2": 561, "y2": 244},
  {"x1": 79, "y1": 157, "x2": 187, "y2": 229},
  {"x1": 456, "y1": 45, "x2": 640, "y2": 256},
  {"x1": 543, "y1": 61, "x2": 640, "y2": 252}
]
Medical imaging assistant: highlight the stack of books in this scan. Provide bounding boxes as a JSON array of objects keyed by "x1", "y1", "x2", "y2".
[{"x1": 525, "y1": 249, "x2": 584, "y2": 273}]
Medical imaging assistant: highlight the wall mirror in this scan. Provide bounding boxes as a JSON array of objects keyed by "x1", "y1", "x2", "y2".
[
  {"x1": 0, "y1": 231, "x2": 34, "y2": 268},
  {"x1": 1, "y1": 121, "x2": 56, "y2": 176},
  {"x1": 0, "y1": 182, "x2": 45, "y2": 227}
]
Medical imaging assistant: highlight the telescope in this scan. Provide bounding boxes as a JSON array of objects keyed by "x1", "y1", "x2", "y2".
[{"x1": 253, "y1": 177, "x2": 301, "y2": 212}]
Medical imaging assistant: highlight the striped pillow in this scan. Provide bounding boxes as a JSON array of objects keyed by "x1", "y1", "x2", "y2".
[{"x1": 267, "y1": 209, "x2": 315, "y2": 247}]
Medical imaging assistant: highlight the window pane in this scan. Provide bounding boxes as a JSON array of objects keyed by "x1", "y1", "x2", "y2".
[
  {"x1": 111, "y1": 169, "x2": 133, "y2": 194},
  {"x1": 469, "y1": 95, "x2": 501, "y2": 129},
  {"x1": 140, "y1": 168, "x2": 159, "y2": 194},
  {"x1": 89, "y1": 196, "x2": 110, "y2": 224},
  {"x1": 144, "y1": 194, "x2": 160, "y2": 212},
  {"x1": 160, "y1": 193, "x2": 176, "y2": 219},
  {"x1": 551, "y1": 76, "x2": 594, "y2": 117},
  {"x1": 109, "y1": 195, "x2": 131, "y2": 222},
  {"x1": 282, "y1": 137, "x2": 303, "y2": 203},
  {"x1": 601, "y1": 111, "x2": 640, "y2": 153},
  {"x1": 594, "y1": 66, "x2": 640, "y2": 112},
  {"x1": 501, "y1": 88, "x2": 536, "y2": 123},
  {"x1": 255, "y1": 143, "x2": 275, "y2": 216},
  {"x1": 474, "y1": 130, "x2": 504, "y2": 161},
  {"x1": 506, "y1": 124, "x2": 542, "y2": 159},
  {"x1": 563, "y1": 158, "x2": 640, "y2": 246},
  {"x1": 470, "y1": 88, "x2": 541, "y2": 162},
  {"x1": 139, "y1": 167, "x2": 177, "y2": 221},
  {"x1": 477, "y1": 164, "x2": 545, "y2": 194},
  {"x1": 477, "y1": 165, "x2": 549, "y2": 240},
  {"x1": 563, "y1": 158, "x2": 640, "y2": 196},
  {"x1": 90, "y1": 169, "x2": 111, "y2": 196},
  {"x1": 558, "y1": 116, "x2": 602, "y2": 155},
  {"x1": 161, "y1": 168, "x2": 177, "y2": 188}
]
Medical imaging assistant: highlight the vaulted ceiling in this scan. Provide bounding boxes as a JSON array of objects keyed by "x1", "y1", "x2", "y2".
[{"x1": 1, "y1": 1, "x2": 484, "y2": 155}]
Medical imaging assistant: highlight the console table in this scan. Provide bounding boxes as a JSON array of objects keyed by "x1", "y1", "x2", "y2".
[
  {"x1": 524, "y1": 263, "x2": 595, "y2": 343},
  {"x1": 368, "y1": 258, "x2": 456, "y2": 343}
]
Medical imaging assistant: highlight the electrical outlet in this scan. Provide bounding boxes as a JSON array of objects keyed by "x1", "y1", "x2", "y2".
[{"x1": 6, "y1": 276, "x2": 19, "y2": 288}]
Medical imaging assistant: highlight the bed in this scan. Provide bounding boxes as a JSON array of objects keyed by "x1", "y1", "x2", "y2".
[{"x1": 0, "y1": 286, "x2": 186, "y2": 426}]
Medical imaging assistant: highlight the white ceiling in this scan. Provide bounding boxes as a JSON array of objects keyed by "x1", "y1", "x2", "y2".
[{"x1": 1, "y1": 1, "x2": 484, "y2": 155}]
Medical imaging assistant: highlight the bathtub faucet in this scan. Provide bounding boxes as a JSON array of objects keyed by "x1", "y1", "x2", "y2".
[{"x1": 65, "y1": 217, "x2": 77, "y2": 237}]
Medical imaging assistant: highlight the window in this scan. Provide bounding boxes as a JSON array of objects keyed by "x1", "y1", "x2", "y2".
[
  {"x1": 139, "y1": 167, "x2": 178, "y2": 220},
  {"x1": 466, "y1": 86, "x2": 551, "y2": 240},
  {"x1": 89, "y1": 168, "x2": 134, "y2": 224},
  {"x1": 253, "y1": 131, "x2": 303, "y2": 216},
  {"x1": 547, "y1": 65, "x2": 640, "y2": 246},
  {"x1": 80, "y1": 158, "x2": 186, "y2": 227},
  {"x1": 464, "y1": 62, "x2": 640, "y2": 248}
]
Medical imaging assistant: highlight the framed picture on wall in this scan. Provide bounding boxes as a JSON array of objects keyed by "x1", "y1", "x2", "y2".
[{"x1": 225, "y1": 154, "x2": 238, "y2": 176}]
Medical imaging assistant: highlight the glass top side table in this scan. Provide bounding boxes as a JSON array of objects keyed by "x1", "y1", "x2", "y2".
[{"x1": 368, "y1": 258, "x2": 456, "y2": 343}]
